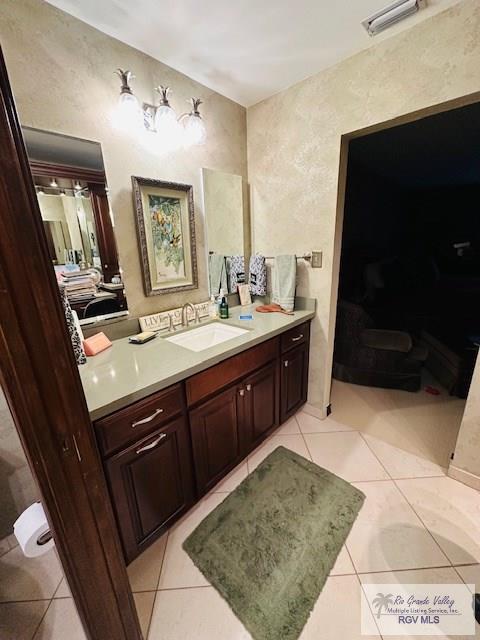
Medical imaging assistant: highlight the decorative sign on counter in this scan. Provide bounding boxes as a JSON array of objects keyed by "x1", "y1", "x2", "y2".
[{"x1": 139, "y1": 300, "x2": 210, "y2": 333}]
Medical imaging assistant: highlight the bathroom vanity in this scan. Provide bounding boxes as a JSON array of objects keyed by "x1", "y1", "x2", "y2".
[{"x1": 81, "y1": 305, "x2": 313, "y2": 562}]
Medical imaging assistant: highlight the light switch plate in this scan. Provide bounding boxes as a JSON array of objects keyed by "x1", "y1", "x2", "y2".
[{"x1": 311, "y1": 250, "x2": 322, "y2": 268}]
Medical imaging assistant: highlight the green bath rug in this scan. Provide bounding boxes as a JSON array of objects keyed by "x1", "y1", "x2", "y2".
[{"x1": 183, "y1": 446, "x2": 365, "y2": 640}]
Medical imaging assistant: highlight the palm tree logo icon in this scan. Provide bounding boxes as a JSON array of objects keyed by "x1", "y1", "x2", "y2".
[{"x1": 373, "y1": 593, "x2": 394, "y2": 618}]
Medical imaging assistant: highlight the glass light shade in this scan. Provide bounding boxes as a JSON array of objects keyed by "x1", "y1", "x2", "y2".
[
  {"x1": 154, "y1": 104, "x2": 177, "y2": 130},
  {"x1": 154, "y1": 104, "x2": 182, "y2": 151},
  {"x1": 183, "y1": 113, "x2": 207, "y2": 146},
  {"x1": 114, "y1": 91, "x2": 142, "y2": 130}
]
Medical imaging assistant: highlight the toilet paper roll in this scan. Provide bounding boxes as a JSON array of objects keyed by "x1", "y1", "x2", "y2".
[{"x1": 14, "y1": 502, "x2": 54, "y2": 558}]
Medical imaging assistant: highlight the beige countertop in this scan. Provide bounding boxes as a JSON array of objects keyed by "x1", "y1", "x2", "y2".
[{"x1": 79, "y1": 300, "x2": 315, "y2": 421}]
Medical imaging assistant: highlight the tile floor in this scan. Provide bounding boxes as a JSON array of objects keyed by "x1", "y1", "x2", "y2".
[{"x1": 2, "y1": 380, "x2": 478, "y2": 639}]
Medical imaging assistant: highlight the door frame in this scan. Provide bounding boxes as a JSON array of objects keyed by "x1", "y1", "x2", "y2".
[
  {"x1": 0, "y1": 48, "x2": 142, "y2": 640},
  {"x1": 325, "y1": 90, "x2": 480, "y2": 410}
]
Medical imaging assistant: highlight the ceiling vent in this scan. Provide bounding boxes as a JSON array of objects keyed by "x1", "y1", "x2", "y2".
[{"x1": 362, "y1": 0, "x2": 426, "y2": 36}]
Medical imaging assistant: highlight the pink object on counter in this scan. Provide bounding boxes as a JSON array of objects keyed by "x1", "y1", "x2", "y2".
[{"x1": 83, "y1": 332, "x2": 112, "y2": 356}]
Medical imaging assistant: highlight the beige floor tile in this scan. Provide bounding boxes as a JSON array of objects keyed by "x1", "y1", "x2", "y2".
[
  {"x1": 297, "y1": 411, "x2": 354, "y2": 434},
  {"x1": 247, "y1": 434, "x2": 311, "y2": 472},
  {"x1": 276, "y1": 415, "x2": 300, "y2": 434},
  {"x1": 211, "y1": 461, "x2": 248, "y2": 492},
  {"x1": 300, "y1": 575, "x2": 379, "y2": 639},
  {"x1": 33, "y1": 599, "x2": 86, "y2": 640},
  {"x1": 396, "y1": 477, "x2": 480, "y2": 565},
  {"x1": 330, "y1": 379, "x2": 464, "y2": 469},
  {"x1": 0, "y1": 546, "x2": 63, "y2": 602},
  {"x1": 128, "y1": 534, "x2": 167, "y2": 592},
  {"x1": 158, "y1": 493, "x2": 225, "y2": 589},
  {"x1": 304, "y1": 432, "x2": 389, "y2": 482},
  {"x1": 346, "y1": 480, "x2": 449, "y2": 573},
  {"x1": 455, "y1": 564, "x2": 480, "y2": 592},
  {"x1": 148, "y1": 586, "x2": 251, "y2": 639},
  {"x1": 54, "y1": 577, "x2": 71, "y2": 598},
  {"x1": 0, "y1": 600, "x2": 49, "y2": 640},
  {"x1": 362, "y1": 434, "x2": 446, "y2": 479},
  {"x1": 330, "y1": 545, "x2": 355, "y2": 575},
  {"x1": 134, "y1": 591, "x2": 155, "y2": 638},
  {"x1": 359, "y1": 567, "x2": 476, "y2": 640}
]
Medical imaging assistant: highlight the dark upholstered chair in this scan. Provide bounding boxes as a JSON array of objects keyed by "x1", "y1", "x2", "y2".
[{"x1": 333, "y1": 300, "x2": 427, "y2": 392}]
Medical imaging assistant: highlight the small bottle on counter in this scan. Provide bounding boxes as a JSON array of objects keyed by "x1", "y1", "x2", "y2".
[
  {"x1": 219, "y1": 296, "x2": 229, "y2": 319},
  {"x1": 209, "y1": 295, "x2": 218, "y2": 319}
]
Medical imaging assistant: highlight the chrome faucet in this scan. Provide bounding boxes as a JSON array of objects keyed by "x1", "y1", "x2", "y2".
[{"x1": 181, "y1": 302, "x2": 196, "y2": 327}]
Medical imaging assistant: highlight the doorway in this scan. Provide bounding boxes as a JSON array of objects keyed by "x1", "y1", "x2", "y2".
[{"x1": 329, "y1": 97, "x2": 480, "y2": 471}]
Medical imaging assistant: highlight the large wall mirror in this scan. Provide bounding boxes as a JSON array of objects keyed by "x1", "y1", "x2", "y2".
[
  {"x1": 23, "y1": 127, "x2": 128, "y2": 323},
  {"x1": 202, "y1": 168, "x2": 250, "y2": 296}
]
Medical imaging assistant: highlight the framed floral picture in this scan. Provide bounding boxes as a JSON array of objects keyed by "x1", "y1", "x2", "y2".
[{"x1": 132, "y1": 177, "x2": 198, "y2": 295}]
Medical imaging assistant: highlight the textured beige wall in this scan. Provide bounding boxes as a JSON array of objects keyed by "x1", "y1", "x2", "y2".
[
  {"x1": 247, "y1": 0, "x2": 480, "y2": 415},
  {"x1": 0, "y1": 388, "x2": 39, "y2": 538},
  {"x1": 0, "y1": 0, "x2": 247, "y2": 317},
  {"x1": 452, "y1": 354, "x2": 480, "y2": 479}
]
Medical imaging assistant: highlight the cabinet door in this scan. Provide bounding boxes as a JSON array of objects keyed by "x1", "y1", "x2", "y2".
[
  {"x1": 280, "y1": 343, "x2": 309, "y2": 422},
  {"x1": 189, "y1": 385, "x2": 243, "y2": 495},
  {"x1": 243, "y1": 362, "x2": 278, "y2": 452},
  {"x1": 106, "y1": 416, "x2": 194, "y2": 563}
]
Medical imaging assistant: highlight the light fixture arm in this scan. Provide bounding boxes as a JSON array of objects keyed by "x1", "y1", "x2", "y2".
[
  {"x1": 156, "y1": 85, "x2": 172, "y2": 106},
  {"x1": 115, "y1": 69, "x2": 134, "y2": 95}
]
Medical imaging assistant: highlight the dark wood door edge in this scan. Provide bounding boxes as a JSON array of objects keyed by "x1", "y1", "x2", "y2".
[{"x1": 0, "y1": 48, "x2": 142, "y2": 640}]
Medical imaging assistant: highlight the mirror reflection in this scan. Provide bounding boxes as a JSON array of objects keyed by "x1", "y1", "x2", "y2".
[
  {"x1": 23, "y1": 127, "x2": 128, "y2": 322},
  {"x1": 202, "y1": 167, "x2": 250, "y2": 296}
]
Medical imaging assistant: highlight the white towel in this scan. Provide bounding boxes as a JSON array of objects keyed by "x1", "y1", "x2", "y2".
[
  {"x1": 209, "y1": 254, "x2": 228, "y2": 295},
  {"x1": 272, "y1": 255, "x2": 296, "y2": 312}
]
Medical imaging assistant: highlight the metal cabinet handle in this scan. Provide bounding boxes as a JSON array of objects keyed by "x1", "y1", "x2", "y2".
[
  {"x1": 131, "y1": 408, "x2": 164, "y2": 428},
  {"x1": 291, "y1": 334, "x2": 304, "y2": 342},
  {"x1": 136, "y1": 432, "x2": 166, "y2": 454},
  {"x1": 246, "y1": 384, "x2": 252, "y2": 392},
  {"x1": 239, "y1": 389, "x2": 245, "y2": 397},
  {"x1": 284, "y1": 360, "x2": 289, "y2": 367}
]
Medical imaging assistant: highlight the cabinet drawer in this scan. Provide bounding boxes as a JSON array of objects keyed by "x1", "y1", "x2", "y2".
[
  {"x1": 281, "y1": 321, "x2": 310, "y2": 353},
  {"x1": 95, "y1": 384, "x2": 184, "y2": 456},
  {"x1": 186, "y1": 337, "x2": 279, "y2": 406},
  {"x1": 105, "y1": 415, "x2": 194, "y2": 563}
]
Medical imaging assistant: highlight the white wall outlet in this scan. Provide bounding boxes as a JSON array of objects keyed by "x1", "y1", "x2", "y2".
[{"x1": 311, "y1": 250, "x2": 322, "y2": 268}]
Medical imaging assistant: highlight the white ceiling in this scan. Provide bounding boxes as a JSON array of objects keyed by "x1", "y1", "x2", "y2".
[{"x1": 46, "y1": 0, "x2": 461, "y2": 107}]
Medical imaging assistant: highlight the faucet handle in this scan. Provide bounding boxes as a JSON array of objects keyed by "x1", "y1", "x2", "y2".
[
  {"x1": 195, "y1": 307, "x2": 201, "y2": 324},
  {"x1": 168, "y1": 313, "x2": 176, "y2": 332}
]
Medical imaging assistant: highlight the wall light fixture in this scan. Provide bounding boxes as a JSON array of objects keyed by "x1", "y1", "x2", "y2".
[{"x1": 115, "y1": 69, "x2": 207, "y2": 147}]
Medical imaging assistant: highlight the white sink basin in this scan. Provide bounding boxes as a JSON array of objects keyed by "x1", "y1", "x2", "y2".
[{"x1": 164, "y1": 322, "x2": 249, "y2": 352}]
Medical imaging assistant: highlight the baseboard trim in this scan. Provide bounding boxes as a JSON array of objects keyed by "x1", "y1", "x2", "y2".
[
  {"x1": 448, "y1": 464, "x2": 480, "y2": 491},
  {"x1": 302, "y1": 402, "x2": 329, "y2": 420}
]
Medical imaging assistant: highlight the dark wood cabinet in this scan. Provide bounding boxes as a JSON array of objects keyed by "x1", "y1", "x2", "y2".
[
  {"x1": 281, "y1": 342, "x2": 309, "y2": 422},
  {"x1": 189, "y1": 385, "x2": 243, "y2": 495},
  {"x1": 242, "y1": 361, "x2": 278, "y2": 452},
  {"x1": 96, "y1": 320, "x2": 311, "y2": 563},
  {"x1": 105, "y1": 415, "x2": 194, "y2": 562}
]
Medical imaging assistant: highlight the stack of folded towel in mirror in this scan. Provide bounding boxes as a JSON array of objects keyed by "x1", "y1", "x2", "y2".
[{"x1": 58, "y1": 269, "x2": 100, "y2": 303}]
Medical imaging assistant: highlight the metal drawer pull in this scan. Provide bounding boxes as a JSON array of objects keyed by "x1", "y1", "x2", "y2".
[
  {"x1": 136, "y1": 433, "x2": 166, "y2": 454},
  {"x1": 239, "y1": 389, "x2": 245, "y2": 397},
  {"x1": 284, "y1": 360, "x2": 289, "y2": 367},
  {"x1": 291, "y1": 333, "x2": 304, "y2": 342},
  {"x1": 131, "y1": 408, "x2": 164, "y2": 428},
  {"x1": 246, "y1": 384, "x2": 252, "y2": 392}
]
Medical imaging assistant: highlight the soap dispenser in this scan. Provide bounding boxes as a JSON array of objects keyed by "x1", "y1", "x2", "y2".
[{"x1": 219, "y1": 296, "x2": 229, "y2": 319}]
